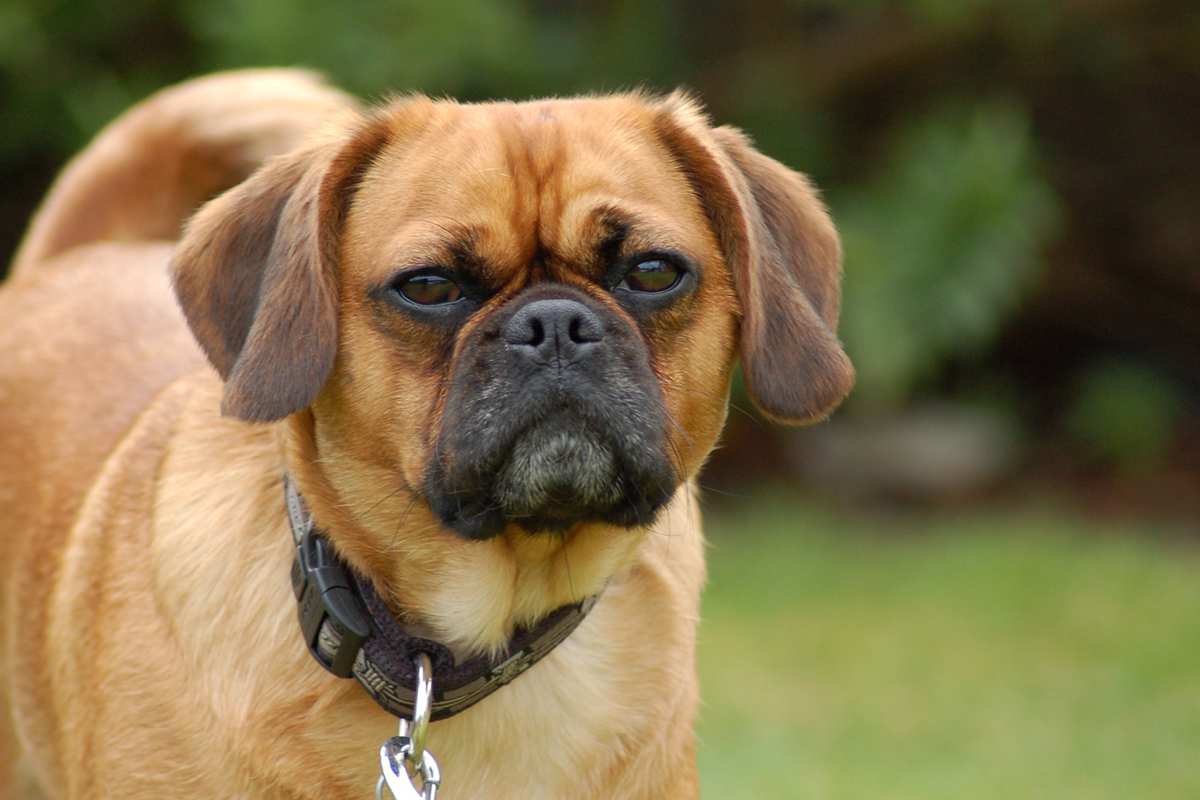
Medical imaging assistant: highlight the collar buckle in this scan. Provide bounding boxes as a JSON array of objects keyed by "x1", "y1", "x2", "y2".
[
  {"x1": 291, "y1": 526, "x2": 372, "y2": 678},
  {"x1": 283, "y1": 474, "x2": 601, "y2": 722}
]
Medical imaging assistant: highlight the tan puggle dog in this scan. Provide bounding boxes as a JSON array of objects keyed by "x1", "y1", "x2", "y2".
[{"x1": 0, "y1": 70, "x2": 852, "y2": 798}]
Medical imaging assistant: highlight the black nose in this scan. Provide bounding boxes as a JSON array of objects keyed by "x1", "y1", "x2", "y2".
[{"x1": 503, "y1": 299, "x2": 604, "y2": 365}]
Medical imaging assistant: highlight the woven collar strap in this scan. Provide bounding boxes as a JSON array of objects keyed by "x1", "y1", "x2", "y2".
[{"x1": 284, "y1": 475, "x2": 599, "y2": 722}]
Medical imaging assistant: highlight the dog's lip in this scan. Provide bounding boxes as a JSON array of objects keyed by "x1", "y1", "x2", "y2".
[
  {"x1": 492, "y1": 414, "x2": 622, "y2": 518},
  {"x1": 429, "y1": 357, "x2": 679, "y2": 540}
]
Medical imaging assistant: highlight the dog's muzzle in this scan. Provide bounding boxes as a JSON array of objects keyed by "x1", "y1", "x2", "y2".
[{"x1": 426, "y1": 285, "x2": 678, "y2": 539}]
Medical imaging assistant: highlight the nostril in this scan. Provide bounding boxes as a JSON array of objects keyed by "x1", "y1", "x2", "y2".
[
  {"x1": 528, "y1": 317, "x2": 545, "y2": 348},
  {"x1": 568, "y1": 313, "x2": 602, "y2": 344}
]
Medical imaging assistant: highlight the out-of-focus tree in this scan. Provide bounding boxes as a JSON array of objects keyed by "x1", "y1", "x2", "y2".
[
  {"x1": 836, "y1": 103, "x2": 1058, "y2": 411},
  {"x1": 2, "y1": 0, "x2": 1196, "y2": 502}
]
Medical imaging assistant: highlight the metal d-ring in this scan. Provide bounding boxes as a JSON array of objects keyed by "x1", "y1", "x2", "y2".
[
  {"x1": 401, "y1": 652, "x2": 433, "y2": 769},
  {"x1": 376, "y1": 652, "x2": 440, "y2": 800}
]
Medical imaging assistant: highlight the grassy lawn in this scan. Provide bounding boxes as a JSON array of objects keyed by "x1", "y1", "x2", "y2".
[{"x1": 696, "y1": 496, "x2": 1200, "y2": 799}]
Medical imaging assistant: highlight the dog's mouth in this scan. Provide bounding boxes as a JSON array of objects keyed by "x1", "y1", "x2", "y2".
[
  {"x1": 426, "y1": 402, "x2": 677, "y2": 540},
  {"x1": 492, "y1": 410, "x2": 625, "y2": 530},
  {"x1": 427, "y1": 410, "x2": 675, "y2": 539}
]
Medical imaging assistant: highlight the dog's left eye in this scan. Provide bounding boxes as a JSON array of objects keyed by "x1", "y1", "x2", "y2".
[
  {"x1": 394, "y1": 273, "x2": 463, "y2": 306},
  {"x1": 619, "y1": 259, "x2": 683, "y2": 293}
]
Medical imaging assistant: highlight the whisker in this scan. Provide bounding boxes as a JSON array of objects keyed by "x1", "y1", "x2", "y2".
[
  {"x1": 389, "y1": 489, "x2": 428, "y2": 551},
  {"x1": 729, "y1": 402, "x2": 763, "y2": 427},
  {"x1": 355, "y1": 483, "x2": 407, "y2": 516},
  {"x1": 696, "y1": 483, "x2": 747, "y2": 499},
  {"x1": 561, "y1": 545, "x2": 576, "y2": 599}
]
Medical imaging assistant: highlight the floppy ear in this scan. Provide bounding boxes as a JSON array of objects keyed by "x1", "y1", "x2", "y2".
[
  {"x1": 171, "y1": 116, "x2": 391, "y2": 422},
  {"x1": 655, "y1": 96, "x2": 854, "y2": 424}
]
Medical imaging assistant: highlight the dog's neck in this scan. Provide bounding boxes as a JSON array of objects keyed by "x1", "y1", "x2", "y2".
[
  {"x1": 280, "y1": 411, "x2": 646, "y2": 659},
  {"x1": 284, "y1": 474, "x2": 602, "y2": 721}
]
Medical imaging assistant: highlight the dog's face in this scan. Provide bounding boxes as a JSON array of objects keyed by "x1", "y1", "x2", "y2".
[
  {"x1": 172, "y1": 92, "x2": 853, "y2": 615},
  {"x1": 328, "y1": 98, "x2": 754, "y2": 540}
]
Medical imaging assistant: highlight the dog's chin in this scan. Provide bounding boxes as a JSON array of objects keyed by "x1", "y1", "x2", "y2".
[
  {"x1": 493, "y1": 420, "x2": 625, "y2": 534},
  {"x1": 428, "y1": 414, "x2": 676, "y2": 541}
]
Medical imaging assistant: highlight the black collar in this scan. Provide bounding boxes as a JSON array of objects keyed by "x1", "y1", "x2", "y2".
[{"x1": 285, "y1": 475, "x2": 599, "y2": 721}]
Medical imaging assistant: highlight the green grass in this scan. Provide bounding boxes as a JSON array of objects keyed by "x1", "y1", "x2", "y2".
[{"x1": 696, "y1": 496, "x2": 1200, "y2": 799}]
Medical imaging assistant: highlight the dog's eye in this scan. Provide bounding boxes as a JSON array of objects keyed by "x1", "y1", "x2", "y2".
[
  {"x1": 619, "y1": 259, "x2": 682, "y2": 293},
  {"x1": 395, "y1": 273, "x2": 463, "y2": 306}
]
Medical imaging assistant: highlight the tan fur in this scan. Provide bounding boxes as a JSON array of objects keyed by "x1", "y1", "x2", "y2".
[{"x1": 1, "y1": 71, "x2": 850, "y2": 798}]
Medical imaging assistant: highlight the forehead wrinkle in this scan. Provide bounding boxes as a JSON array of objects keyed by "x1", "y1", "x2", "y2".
[
  {"x1": 504, "y1": 104, "x2": 572, "y2": 267},
  {"x1": 536, "y1": 117, "x2": 669, "y2": 256},
  {"x1": 565, "y1": 197, "x2": 697, "y2": 253},
  {"x1": 538, "y1": 121, "x2": 568, "y2": 256},
  {"x1": 518, "y1": 103, "x2": 565, "y2": 185},
  {"x1": 485, "y1": 111, "x2": 539, "y2": 270}
]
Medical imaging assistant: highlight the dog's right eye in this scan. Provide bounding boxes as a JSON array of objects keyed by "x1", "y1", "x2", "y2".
[{"x1": 393, "y1": 272, "x2": 463, "y2": 306}]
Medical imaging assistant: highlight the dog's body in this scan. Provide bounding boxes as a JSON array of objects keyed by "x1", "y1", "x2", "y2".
[{"x1": 0, "y1": 71, "x2": 851, "y2": 798}]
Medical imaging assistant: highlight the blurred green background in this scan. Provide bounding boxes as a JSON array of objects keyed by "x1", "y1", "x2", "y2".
[{"x1": 2, "y1": 1, "x2": 1197, "y2": 796}]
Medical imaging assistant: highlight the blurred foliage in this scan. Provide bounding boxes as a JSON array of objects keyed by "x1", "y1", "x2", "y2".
[
  {"x1": 1066, "y1": 360, "x2": 1184, "y2": 472},
  {"x1": 836, "y1": 103, "x2": 1058, "y2": 410},
  {"x1": 7, "y1": 0, "x2": 1058, "y2": 414},
  {"x1": 2, "y1": 0, "x2": 1197, "y2": 491},
  {"x1": 186, "y1": 0, "x2": 541, "y2": 97}
]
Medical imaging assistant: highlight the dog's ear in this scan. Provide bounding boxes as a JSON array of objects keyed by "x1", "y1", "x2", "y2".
[
  {"x1": 172, "y1": 115, "x2": 391, "y2": 422},
  {"x1": 654, "y1": 95, "x2": 854, "y2": 425}
]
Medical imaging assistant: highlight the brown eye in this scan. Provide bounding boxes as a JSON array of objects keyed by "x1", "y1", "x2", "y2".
[
  {"x1": 396, "y1": 273, "x2": 462, "y2": 305},
  {"x1": 620, "y1": 259, "x2": 682, "y2": 293}
]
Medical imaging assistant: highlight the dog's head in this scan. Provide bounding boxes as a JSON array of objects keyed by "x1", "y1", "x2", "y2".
[{"x1": 172, "y1": 91, "x2": 852, "y2": 583}]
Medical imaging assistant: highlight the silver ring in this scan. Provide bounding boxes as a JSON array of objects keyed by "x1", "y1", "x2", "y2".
[{"x1": 409, "y1": 652, "x2": 433, "y2": 768}]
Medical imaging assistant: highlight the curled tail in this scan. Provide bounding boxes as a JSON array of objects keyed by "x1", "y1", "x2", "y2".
[{"x1": 9, "y1": 68, "x2": 357, "y2": 278}]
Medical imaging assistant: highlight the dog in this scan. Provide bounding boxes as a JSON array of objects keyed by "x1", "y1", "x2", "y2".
[{"x1": 0, "y1": 69, "x2": 853, "y2": 798}]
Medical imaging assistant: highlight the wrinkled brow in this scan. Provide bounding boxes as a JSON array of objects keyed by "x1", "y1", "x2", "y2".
[
  {"x1": 585, "y1": 205, "x2": 698, "y2": 270},
  {"x1": 593, "y1": 207, "x2": 631, "y2": 268},
  {"x1": 405, "y1": 222, "x2": 500, "y2": 286},
  {"x1": 426, "y1": 221, "x2": 485, "y2": 274}
]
